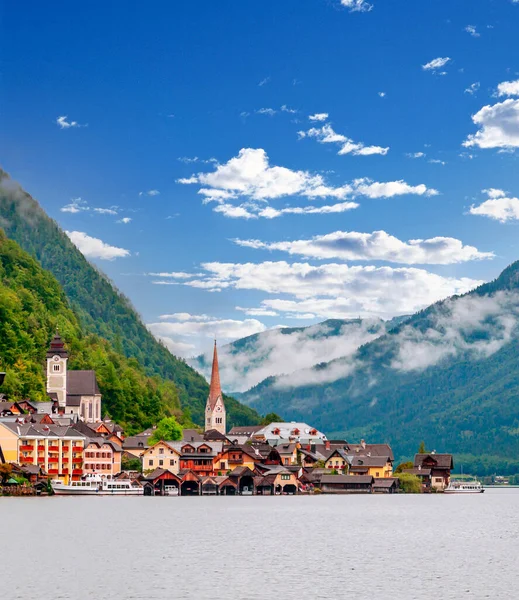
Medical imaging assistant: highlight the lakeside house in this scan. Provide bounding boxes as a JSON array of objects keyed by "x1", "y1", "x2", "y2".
[{"x1": 403, "y1": 453, "x2": 454, "y2": 492}]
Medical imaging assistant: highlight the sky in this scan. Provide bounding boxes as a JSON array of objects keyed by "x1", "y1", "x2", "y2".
[{"x1": 2, "y1": 0, "x2": 519, "y2": 358}]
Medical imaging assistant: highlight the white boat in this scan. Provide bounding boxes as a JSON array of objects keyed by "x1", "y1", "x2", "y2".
[
  {"x1": 51, "y1": 474, "x2": 143, "y2": 496},
  {"x1": 444, "y1": 480, "x2": 485, "y2": 494}
]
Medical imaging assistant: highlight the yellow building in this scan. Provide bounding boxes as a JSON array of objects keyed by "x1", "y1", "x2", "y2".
[
  {"x1": 213, "y1": 445, "x2": 260, "y2": 474},
  {"x1": 0, "y1": 421, "x2": 86, "y2": 483},
  {"x1": 141, "y1": 441, "x2": 181, "y2": 474},
  {"x1": 324, "y1": 449, "x2": 350, "y2": 472},
  {"x1": 350, "y1": 456, "x2": 393, "y2": 478}
]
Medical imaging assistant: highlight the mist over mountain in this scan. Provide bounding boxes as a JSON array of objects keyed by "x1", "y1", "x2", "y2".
[{"x1": 191, "y1": 316, "x2": 409, "y2": 393}]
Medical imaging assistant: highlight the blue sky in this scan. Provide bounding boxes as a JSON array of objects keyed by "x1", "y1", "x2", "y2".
[{"x1": 2, "y1": 0, "x2": 519, "y2": 357}]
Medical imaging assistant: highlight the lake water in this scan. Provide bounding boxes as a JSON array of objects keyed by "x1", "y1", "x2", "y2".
[{"x1": 1, "y1": 489, "x2": 518, "y2": 599}]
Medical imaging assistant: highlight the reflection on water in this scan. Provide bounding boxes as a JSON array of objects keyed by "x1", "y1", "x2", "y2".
[{"x1": 0, "y1": 489, "x2": 518, "y2": 599}]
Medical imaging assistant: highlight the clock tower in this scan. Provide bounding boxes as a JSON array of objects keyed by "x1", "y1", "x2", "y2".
[
  {"x1": 205, "y1": 340, "x2": 226, "y2": 435},
  {"x1": 46, "y1": 331, "x2": 69, "y2": 408}
]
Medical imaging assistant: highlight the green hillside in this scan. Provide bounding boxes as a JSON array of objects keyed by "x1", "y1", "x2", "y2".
[
  {"x1": 241, "y1": 267, "x2": 519, "y2": 474},
  {"x1": 0, "y1": 169, "x2": 260, "y2": 429}
]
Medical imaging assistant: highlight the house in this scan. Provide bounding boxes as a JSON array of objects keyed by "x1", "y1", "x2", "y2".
[
  {"x1": 83, "y1": 439, "x2": 122, "y2": 476},
  {"x1": 407, "y1": 453, "x2": 453, "y2": 491},
  {"x1": 321, "y1": 474, "x2": 374, "y2": 494},
  {"x1": 227, "y1": 425, "x2": 264, "y2": 444},
  {"x1": 178, "y1": 442, "x2": 219, "y2": 477},
  {"x1": 254, "y1": 466, "x2": 299, "y2": 494},
  {"x1": 373, "y1": 477, "x2": 399, "y2": 494},
  {"x1": 349, "y1": 455, "x2": 393, "y2": 478},
  {"x1": 0, "y1": 401, "x2": 25, "y2": 417},
  {"x1": 141, "y1": 441, "x2": 181, "y2": 474},
  {"x1": 122, "y1": 434, "x2": 151, "y2": 457},
  {"x1": 0, "y1": 421, "x2": 86, "y2": 483},
  {"x1": 251, "y1": 422, "x2": 327, "y2": 445},
  {"x1": 213, "y1": 444, "x2": 262, "y2": 475},
  {"x1": 226, "y1": 466, "x2": 256, "y2": 495},
  {"x1": 142, "y1": 468, "x2": 182, "y2": 496},
  {"x1": 324, "y1": 449, "x2": 351, "y2": 472},
  {"x1": 46, "y1": 333, "x2": 102, "y2": 423},
  {"x1": 276, "y1": 442, "x2": 298, "y2": 466}
]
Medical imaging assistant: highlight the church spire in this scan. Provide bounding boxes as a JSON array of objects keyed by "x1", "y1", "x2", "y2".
[{"x1": 208, "y1": 339, "x2": 222, "y2": 409}]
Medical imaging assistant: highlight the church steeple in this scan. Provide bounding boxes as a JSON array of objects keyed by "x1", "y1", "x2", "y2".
[
  {"x1": 205, "y1": 340, "x2": 226, "y2": 434},
  {"x1": 46, "y1": 330, "x2": 68, "y2": 408}
]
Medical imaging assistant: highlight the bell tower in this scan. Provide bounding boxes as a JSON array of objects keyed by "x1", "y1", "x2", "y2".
[
  {"x1": 46, "y1": 331, "x2": 68, "y2": 408},
  {"x1": 205, "y1": 340, "x2": 226, "y2": 435}
]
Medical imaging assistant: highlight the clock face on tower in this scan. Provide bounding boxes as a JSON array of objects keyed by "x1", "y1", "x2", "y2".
[
  {"x1": 216, "y1": 405, "x2": 222, "y2": 412},
  {"x1": 53, "y1": 355, "x2": 60, "y2": 362}
]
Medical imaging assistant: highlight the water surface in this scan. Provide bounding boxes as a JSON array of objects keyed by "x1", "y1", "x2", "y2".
[{"x1": 1, "y1": 489, "x2": 518, "y2": 599}]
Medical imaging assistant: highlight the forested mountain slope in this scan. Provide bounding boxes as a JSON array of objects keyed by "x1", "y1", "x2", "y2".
[{"x1": 0, "y1": 169, "x2": 259, "y2": 428}]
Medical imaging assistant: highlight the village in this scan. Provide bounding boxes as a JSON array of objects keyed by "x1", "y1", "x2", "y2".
[{"x1": 0, "y1": 333, "x2": 454, "y2": 496}]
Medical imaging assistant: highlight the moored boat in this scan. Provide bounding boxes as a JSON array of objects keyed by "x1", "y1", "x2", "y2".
[
  {"x1": 51, "y1": 474, "x2": 143, "y2": 496},
  {"x1": 444, "y1": 480, "x2": 484, "y2": 494}
]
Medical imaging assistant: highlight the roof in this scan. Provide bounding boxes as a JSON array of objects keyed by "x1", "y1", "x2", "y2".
[
  {"x1": 0, "y1": 421, "x2": 86, "y2": 439},
  {"x1": 347, "y1": 442, "x2": 394, "y2": 461},
  {"x1": 321, "y1": 475, "x2": 373, "y2": 485},
  {"x1": 350, "y1": 456, "x2": 389, "y2": 468},
  {"x1": 181, "y1": 429, "x2": 204, "y2": 443},
  {"x1": 251, "y1": 422, "x2": 326, "y2": 443},
  {"x1": 46, "y1": 333, "x2": 69, "y2": 358},
  {"x1": 204, "y1": 429, "x2": 230, "y2": 442},
  {"x1": 402, "y1": 468, "x2": 432, "y2": 476},
  {"x1": 207, "y1": 341, "x2": 222, "y2": 410},
  {"x1": 414, "y1": 453, "x2": 453, "y2": 469},
  {"x1": 123, "y1": 435, "x2": 150, "y2": 449},
  {"x1": 276, "y1": 443, "x2": 297, "y2": 454},
  {"x1": 66, "y1": 395, "x2": 82, "y2": 407},
  {"x1": 373, "y1": 478, "x2": 398, "y2": 488},
  {"x1": 228, "y1": 425, "x2": 263, "y2": 436},
  {"x1": 144, "y1": 468, "x2": 180, "y2": 482},
  {"x1": 67, "y1": 371, "x2": 100, "y2": 396}
]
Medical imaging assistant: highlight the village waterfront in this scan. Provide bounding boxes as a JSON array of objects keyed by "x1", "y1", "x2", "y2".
[{"x1": 1, "y1": 489, "x2": 518, "y2": 600}]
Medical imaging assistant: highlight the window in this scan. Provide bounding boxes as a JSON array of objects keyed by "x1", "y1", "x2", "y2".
[
  {"x1": 284, "y1": 458, "x2": 289, "y2": 465},
  {"x1": 220, "y1": 462, "x2": 225, "y2": 470},
  {"x1": 281, "y1": 474, "x2": 290, "y2": 480},
  {"x1": 148, "y1": 459, "x2": 154, "y2": 466},
  {"x1": 170, "y1": 459, "x2": 175, "y2": 466},
  {"x1": 216, "y1": 417, "x2": 222, "y2": 424},
  {"x1": 159, "y1": 459, "x2": 163, "y2": 466},
  {"x1": 159, "y1": 447, "x2": 164, "y2": 454},
  {"x1": 53, "y1": 364, "x2": 60, "y2": 372}
]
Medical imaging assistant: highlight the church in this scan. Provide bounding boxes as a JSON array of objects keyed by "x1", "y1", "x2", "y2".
[
  {"x1": 46, "y1": 332, "x2": 102, "y2": 423},
  {"x1": 204, "y1": 341, "x2": 226, "y2": 435}
]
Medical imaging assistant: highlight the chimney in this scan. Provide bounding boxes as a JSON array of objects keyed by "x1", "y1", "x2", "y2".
[
  {"x1": 306, "y1": 444, "x2": 311, "y2": 452},
  {"x1": 325, "y1": 440, "x2": 331, "y2": 451}
]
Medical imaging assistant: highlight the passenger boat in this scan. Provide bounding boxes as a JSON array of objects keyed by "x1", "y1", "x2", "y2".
[
  {"x1": 51, "y1": 474, "x2": 143, "y2": 496},
  {"x1": 444, "y1": 480, "x2": 485, "y2": 494}
]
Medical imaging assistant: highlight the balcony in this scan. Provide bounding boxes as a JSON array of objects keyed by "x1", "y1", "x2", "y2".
[
  {"x1": 48, "y1": 446, "x2": 59, "y2": 452},
  {"x1": 62, "y1": 469, "x2": 69, "y2": 474},
  {"x1": 228, "y1": 458, "x2": 243, "y2": 464},
  {"x1": 62, "y1": 457, "x2": 69, "y2": 463},
  {"x1": 192, "y1": 464, "x2": 212, "y2": 471},
  {"x1": 37, "y1": 457, "x2": 45, "y2": 464},
  {"x1": 73, "y1": 469, "x2": 83, "y2": 475},
  {"x1": 38, "y1": 445, "x2": 45, "y2": 451},
  {"x1": 72, "y1": 446, "x2": 83, "y2": 452},
  {"x1": 48, "y1": 457, "x2": 59, "y2": 464},
  {"x1": 20, "y1": 445, "x2": 33, "y2": 452},
  {"x1": 72, "y1": 458, "x2": 83, "y2": 464},
  {"x1": 48, "y1": 469, "x2": 59, "y2": 474},
  {"x1": 20, "y1": 456, "x2": 34, "y2": 464}
]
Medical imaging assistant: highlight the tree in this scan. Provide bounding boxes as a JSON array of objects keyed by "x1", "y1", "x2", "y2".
[
  {"x1": 397, "y1": 473, "x2": 422, "y2": 493},
  {"x1": 261, "y1": 412, "x2": 283, "y2": 426},
  {"x1": 121, "y1": 455, "x2": 143, "y2": 473},
  {"x1": 418, "y1": 441, "x2": 428, "y2": 454},
  {"x1": 394, "y1": 461, "x2": 414, "y2": 474},
  {"x1": 148, "y1": 416, "x2": 183, "y2": 445},
  {"x1": 0, "y1": 463, "x2": 13, "y2": 484}
]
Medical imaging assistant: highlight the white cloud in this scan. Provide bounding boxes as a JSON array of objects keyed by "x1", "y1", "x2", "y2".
[
  {"x1": 463, "y1": 99, "x2": 519, "y2": 149},
  {"x1": 236, "y1": 306, "x2": 279, "y2": 317},
  {"x1": 422, "y1": 57, "x2": 451, "y2": 72},
  {"x1": 470, "y1": 188, "x2": 519, "y2": 222},
  {"x1": 56, "y1": 115, "x2": 85, "y2": 129},
  {"x1": 465, "y1": 82, "x2": 481, "y2": 95},
  {"x1": 66, "y1": 231, "x2": 130, "y2": 260},
  {"x1": 148, "y1": 313, "x2": 267, "y2": 358},
  {"x1": 340, "y1": 0, "x2": 373, "y2": 12},
  {"x1": 281, "y1": 105, "x2": 297, "y2": 114},
  {"x1": 174, "y1": 260, "x2": 482, "y2": 320},
  {"x1": 258, "y1": 77, "x2": 270, "y2": 87},
  {"x1": 117, "y1": 217, "x2": 132, "y2": 224},
  {"x1": 235, "y1": 230, "x2": 493, "y2": 265},
  {"x1": 299, "y1": 123, "x2": 389, "y2": 156},
  {"x1": 496, "y1": 79, "x2": 519, "y2": 97},
  {"x1": 428, "y1": 159, "x2": 446, "y2": 165},
  {"x1": 147, "y1": 272, "x2": 196, "y2": 279},
  {"x1": 308, "y1": 113, "x2": 329, "y2": 122},
  {"x1": 93, "y1": 207, "x2": 118, "y2": 215},
  {"x1": 465, "y1": 25, "x2": 480, "y2": 37},
  {"x1": 60, "y1": 197, "x2": 89, "y2": 213},
  {"x1": 256, "y1": 108, "x2": 277, "y2": 116},
  {"x1": 177, "y1": 148, "x2": 437, "y2": 220},
  {"x1": 378, "y1": 92, "x2": 386, "y2": 98},
  {"x1": 139, "y1": 189, "x2": 160, "y2": 196},
  {"x1": 406, "y1": 152, "x2": 426, "y2": 159}
]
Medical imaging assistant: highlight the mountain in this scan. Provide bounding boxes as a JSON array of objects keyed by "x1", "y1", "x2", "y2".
[
  {"x1": 192, "y1": 317, "x2": 409, "y2": 394},
  {"x1": 0, "y1": 169, "x2": 260, "y2": 429},
  {"x1": 239, "y1": 265, "x2": 519, "y2": 474}
]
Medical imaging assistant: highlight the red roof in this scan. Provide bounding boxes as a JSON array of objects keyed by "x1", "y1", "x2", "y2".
[{"x1": 207, "y1": 341, "x2": 222, "y2": 410}]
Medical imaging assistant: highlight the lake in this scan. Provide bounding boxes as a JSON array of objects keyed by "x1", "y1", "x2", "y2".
[{"x1": 1, "y1": 489, "x2": 518, "y2": 599}]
